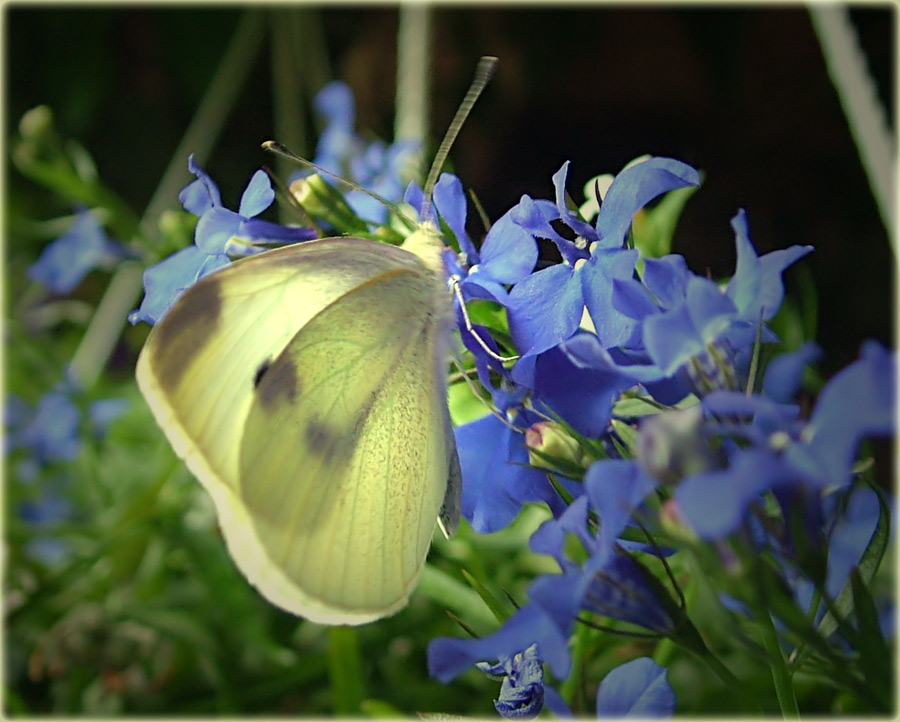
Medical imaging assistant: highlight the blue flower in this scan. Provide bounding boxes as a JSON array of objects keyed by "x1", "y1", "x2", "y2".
[
  {"x1": 672, "y1": 342, "x2": 895, "y2": 539},
  {"x1": 300, "y1": 81, "x2": 420, "y2": 224},
  {"x1": 594, "y1": 657, "x2": 675, "y2": 717},
  {"x1": 130, "y1": 156, "x2": 316, "y2": 325},
  {"x1": 504, "y1": 158, "x2": 700, "y2": 386},
  {"x1": 6, "y1": 387, "x2": 129, "y2": 471},
  {"x1": 641, "y1": 211, "x2": 813, "y2": 393},
  {"x1": 476, "y1": 644, "x2": 545, "y2": 719},
  {"x1": 28, "y1": 210, "x2": 125, "y2": 294},
  {"x1": 456, "y1": 384, "x2": 571, "y2": 533}
]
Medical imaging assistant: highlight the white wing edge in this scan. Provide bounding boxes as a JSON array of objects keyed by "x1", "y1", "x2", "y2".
[{"x1": 136, "y1": 349, "x2": 419, "y2": 626}]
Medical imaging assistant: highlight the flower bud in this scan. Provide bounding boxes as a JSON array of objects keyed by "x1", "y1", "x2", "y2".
[
  {"x1": 636, "y1": 405, "x2": 721, "y2": 485},
  {"x1": 525, "y1": 421, "x2": 588, "y2": 471}
]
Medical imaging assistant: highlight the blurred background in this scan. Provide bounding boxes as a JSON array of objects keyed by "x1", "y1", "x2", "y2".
[
  {"x1": 4, "y1": 5, "x2": 895, "y2": 716},
  {"x1": 7, "y1": 6, "x2": 894, "y2": 373}
]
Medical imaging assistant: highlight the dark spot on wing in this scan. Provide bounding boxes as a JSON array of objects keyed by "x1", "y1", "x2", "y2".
[
  {"x1": 306, "y1": 415, "x2": 365, "y2": 468},
  {"x1": 255, "y1": 356, "x2": 299, "y2": 407},
  {"x1": 152, "y1": 280, "x2": 224, "y2": 393},
  {"x1": 253, "y1": 358, "x2": 272, "y2": 388}
]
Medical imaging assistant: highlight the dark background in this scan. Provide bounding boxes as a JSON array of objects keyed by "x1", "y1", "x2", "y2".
[{"x1": 6, "y1": 6, "x2": 895, "y2": 375}]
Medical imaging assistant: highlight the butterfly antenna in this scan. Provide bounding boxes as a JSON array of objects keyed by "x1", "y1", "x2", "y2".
[
  {"x1": 261, "y1": 140, "x2": 415, "y2": 231},
  {"x1": 421, "y1": 56, "x2": 498, "y2": 222}
]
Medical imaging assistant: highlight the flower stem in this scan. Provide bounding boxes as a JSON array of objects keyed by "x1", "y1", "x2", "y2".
[
  {"x1": 326, "y1": 626, "x2": 365, "y2": 715},
  {"x1": 758, "y1": 607, "x2": 801, "y2": 718}
]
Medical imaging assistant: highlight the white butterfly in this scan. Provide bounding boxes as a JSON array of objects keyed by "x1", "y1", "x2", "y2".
[{"x1": 136, "y1": 57, "x2": 497, "y2": 625}]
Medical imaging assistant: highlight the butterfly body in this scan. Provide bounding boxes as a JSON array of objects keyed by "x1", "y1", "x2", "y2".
[{"x1": 137, "y1": 226, "x2": 460, "y2": 624}]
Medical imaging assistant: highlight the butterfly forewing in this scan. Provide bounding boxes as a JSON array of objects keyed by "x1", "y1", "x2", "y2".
[{"x1": 137, "y1": 237, "x2": 456, "y2": 624}]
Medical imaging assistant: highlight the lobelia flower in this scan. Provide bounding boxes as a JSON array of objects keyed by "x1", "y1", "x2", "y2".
[
  {"x1": 6, "y1": 385, "x2": 129, "y2": 565},
  {"x1": 456, "y1": 383, "x2": 573, "y2": 533},
  {"x1": 476, "y1": 644, "x2": 545, "y2": 719},
  {"x1": 297, "y1": 80, "x2": 421, "y2": 224},
  {"x1": 28, "y1": 210, "x2": 126, "y2": 294},
  {"x1": 429, "y1": 491, "x2": 695, "y2": 707},
  {"x1": 553, "y1": 209, "x2": 812, "y2": 403},
  {"x1": 503, "y1": 157, "x2": 701, "y2": 386},
  {"x1": 670, "y1": 342, "x2": 895, "y2": 540},
  {"x1": 129, "y1": 156, "x2": 316, "y2": 325}
]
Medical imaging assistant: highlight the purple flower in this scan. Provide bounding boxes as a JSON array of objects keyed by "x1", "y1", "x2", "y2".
[
  {"x1": 641, "y1": 211, "x2": 813, "y2": 393},
  {"x1": 28, "y1": 211, "x2": 125, "y2": 294},
  {"x1": 595, "y1": 657, "x2": 675, "y2": 717}
]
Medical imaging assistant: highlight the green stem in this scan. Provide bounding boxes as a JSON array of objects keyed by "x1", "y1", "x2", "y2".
[
  {"x1": 326, "y1": 626, "x2": 365, "y2": 715},
  {"x1": 693, "y1": 647, "x2": 764, "y2": 714},
  {"x1": 757, "y1": 608, "x2": 800, "y2": 718},
  {"x1": 68, "y1": 9, "x2": 266, "y2": 389}
]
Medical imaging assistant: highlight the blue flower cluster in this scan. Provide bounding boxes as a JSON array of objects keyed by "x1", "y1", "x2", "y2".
[{"x1": 416, "y1": 156, "x2": 894, "y2": 716}]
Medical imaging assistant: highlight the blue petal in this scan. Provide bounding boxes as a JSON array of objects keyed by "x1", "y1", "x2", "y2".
[
  {"x1": 552, "y1": 161, "x2": 598, "y2": 242},
  {"x1": 427, "y1": 604, "x2": 571, "y2": 682},
  {"x1": 595, "y1": 158, "x2": 700, "y2": 250},
  {"x1": 802, "y1": 342, "x2": 895, "y2": 489},
  {"x1": 432, "y1": 174, "x2": 472, "y2": 252},
  {"x1": 585, "y1": 460, "x2": 656, "y2": 554},
  {"x1": 238, "y1": 170, "x2": 275, "y2": 218},
  {"x1": 507, "y1": 264, "x2": 583, "y2": 358},
  {"x1": 762, "y1": 342, "x2": 822, "y2": 403},
  {"x1": 582, "y1": 247, "x2": 641, "y2": 348},
  {"x1": 129, "y1": 246, "x2": 229, "y2": 325},
  {"x1": 532, "y1": 346, "x2": 633, "y2": 438},
  {"x1": 195, "y1": 206, "x2": 241, "y2": 255},
  {"x1": 596, "y1": 657, "x2": 675, "y2": 718},
  {"x1": 231, "y1": 217, "x2": 317, "y2": 251},
  {"x1": 641, "y1": 255, "x2": 691, "y2": 310},
  {"x1": 675, "y1": 450, "x2": 789, "y2": 538},
  {"x1": 456, "y1": 413, "x2": 560, "y2": 533},
  {"x1": 181, "y1": 154, "x2": 221, "y2": 214},
  {"x1": 726, "y1": 209, "x2": 812, "y2": 322},
  {"x1": 476, "y1": 207, "x2": 539, "y2": 284}
]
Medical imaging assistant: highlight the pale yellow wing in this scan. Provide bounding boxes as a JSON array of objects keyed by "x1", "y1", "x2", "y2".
[
  {"x1": 136, "y1": 237, "x2": 457, "y2": 624},
  {"x1": 238, "y1": 263, "x2": 455, "y2": 623}
]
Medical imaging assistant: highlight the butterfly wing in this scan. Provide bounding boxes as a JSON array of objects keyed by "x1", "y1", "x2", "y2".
[{"x1": 136, "y1": 237, "x2": 457, "y2": 624}]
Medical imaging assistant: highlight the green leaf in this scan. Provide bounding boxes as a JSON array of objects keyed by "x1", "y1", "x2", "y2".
[
  {"x1": 849, "y1": 568, "x2": 891, "y2": 709},
  {"x1": 460, "y1": 569, "x2": 512, "y2": 624}
]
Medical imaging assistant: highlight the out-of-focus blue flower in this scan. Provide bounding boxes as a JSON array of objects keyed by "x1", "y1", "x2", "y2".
[
  {"x1": 6, "y1": 391, "x2": 81, "y2": 465},
  {"x1": 299, "y1": 81, "x2": 420, "y2": 225},
  {"x1": 476, "y1": 644, "x2": 545, "y2": 719},
  {"x1": 28, "y1": 210, "x2": 125, "y2": 294},
  {"x1": 182, "y1": 155, "x2": 316, "y2": 257},
  {"x1": 130, "y1": 156, "x2": 316, "y2": 325},
  {"x1": 595, "y1": 657, "x2": 676, "y2": 717},
  {"x1": 5, "y1": 387, "x2": 129, "y2": 472},
  {"x1": 672, "y1": 342, "x2": 895, "y2": 539},
  {"x1": 505, "y1": 158, "x2": 700, "y2": 385}
]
